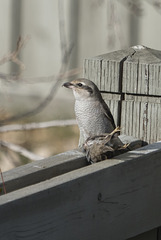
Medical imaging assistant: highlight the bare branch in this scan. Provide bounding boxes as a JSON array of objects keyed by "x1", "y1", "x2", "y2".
[
  {"x1": 119, "y1": 0, "x2": 143, "y2": 16},
  {"x1": 0, "y1": 67, "x2": 81, "y2": 83},
  {"x1": 146, "y1": 0, "x2": 161, "y2": 14},
  {"x1": 0, "y1": 0, "x2": 73, "y2": 125},
  {"x1": 0, "y1": 35, "x2": 30, "y2": 72},
  {"x1": 0, "y1": 140, "x2": 43, "y2": 161},
  {"x1": 0, "y1": 45, "x2": 73, "y2": 125},
  {"x1": 0, "y1": 119, "x2": 77, "y2": 133},
  {"x1": 0, "y1": 0, "x2": 74, "y2": 125}
]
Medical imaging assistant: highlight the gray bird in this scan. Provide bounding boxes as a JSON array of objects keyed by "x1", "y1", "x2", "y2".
[{"x1": 63, "y1": 78, "x2": 117, "y2": 147}]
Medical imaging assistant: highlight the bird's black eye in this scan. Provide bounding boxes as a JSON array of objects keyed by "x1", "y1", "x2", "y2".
[{"x1": 77, "y1": 83, "x2": 83, "y2": 87}]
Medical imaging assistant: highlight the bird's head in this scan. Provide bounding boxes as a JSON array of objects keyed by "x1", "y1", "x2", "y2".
[{"x1": 63, "y1": 78, "x2": 101, "y2": 100}]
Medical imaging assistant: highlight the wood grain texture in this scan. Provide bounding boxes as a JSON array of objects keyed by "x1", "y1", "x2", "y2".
[
  {"x1": 125, "y1": 94, "x2": 161, "y2": 103},
  {"x1": 84, "y1": 46, "x2": 161, "y2": 95},
  {"x1": 149, "y1": 64, "x2": 161, "y2": 95},
  {"x1": 104, "y1": 99, "x2": 120, "y2": 127},
  {"x1": 1, "y1": 46, "x2": 161, "y2": 239},
  {"x1": 123, "y1": 47, "x2": 161, "y2": 95},
  {"x1": 0, "y1": 149, "x2": 86, "y2": 194},
  {"x1": 83, "y1": 48, "x2": 135, "y2": 92},
  {"x1": 0, "y1": 136, "x2": 143, "y2": 195},
  {"x1": 83, "y1": 46, "x2": 161, "y2": 144},
  {"x1": 0, "y1": 142, "x2": 161, "y2": 240},
  {"x1": 121, "y1": 100, "x2": 161, "y2": 143},
  {"x1": 83, "y1": 57, "x2": 103, "y2": 89}
]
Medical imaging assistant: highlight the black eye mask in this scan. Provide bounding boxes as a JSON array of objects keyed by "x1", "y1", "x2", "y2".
[
  {"x1": 76, "y1": 83, "x2": 93, "y2": 94},
  {"x1": 84, "y1": 85, "x2": 93, "y2": 94}
]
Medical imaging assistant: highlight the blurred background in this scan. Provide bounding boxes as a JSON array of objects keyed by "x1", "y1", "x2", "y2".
[{"x1": 0, "y1": 0, "x2": 161, "y2": 171}]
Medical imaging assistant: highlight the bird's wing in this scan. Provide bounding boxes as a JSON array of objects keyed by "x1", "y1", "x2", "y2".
[{"x1": 100, "y1": 99, "x2": 116, "y2": 129}]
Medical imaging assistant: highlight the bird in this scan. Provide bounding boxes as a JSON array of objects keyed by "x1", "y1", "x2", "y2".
[
  {"x1": 83, "y1": 127, "x2": 129, "y2": 164},
  {"x1": 63, "y1": 78, "x2": 119, "y2": 147}
]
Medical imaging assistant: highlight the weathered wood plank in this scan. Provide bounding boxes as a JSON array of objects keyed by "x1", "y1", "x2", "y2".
[
  {"x1": 83, "y1": 46, "x2": 161, "y2": 144},
  {"x1": 149, "y1": 64, "x2": 161, "y2": 95},
  {"x1": 0, "y1": 135, "x2": 143, "y2": 195},
  {"x1": 123, "y1": 46, "x2": 161, "y2": 95},
  {"x1": 83, "y1": 57, "x2": 103, "y2": 89},
  {"x1": 84, "y1": 48, "x2": 135, "y2": 92},
  {"x1": 104, "y1": 99, "x2": 120, "y2": 127},
  {"x1": 128, "y1": 228, "x2": 157, "y2": 240},
  {"x1": 0, "y1": 142, "x2": 161, "y2": 240},
  {"x1": 123, "y1": 61, "x2": 138, "y2": 94},
  {"x1": 125, "y1": 94, "x2": 161, "y2": 103},
  {"x1": 101, "y1": 93, "x2": 121, "y2": 126},
  {"x1": 84, "y1": 46, "x2": 161, "y2": 95},
  {"x1": 0, "y1": 149, "x2": 86, "y2": 194},
  {"x1": 121, "y1": 100, "x2": 161, "y2": 143},
  {"x1": 102, "y1": 59, "x2": 120, "y2": 92}
]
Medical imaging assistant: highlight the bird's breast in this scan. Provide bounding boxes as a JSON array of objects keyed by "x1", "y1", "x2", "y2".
[{"x1": 75, "y1": 100, "x2": 114, "y2": 136}]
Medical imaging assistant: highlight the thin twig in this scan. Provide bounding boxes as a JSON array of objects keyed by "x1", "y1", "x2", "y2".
[
  {"x1": 0, "y1": 67, "x2": 81, "y2": 83},
  {"x1": 119, "y1": 0, "x2": 143, "y2": 16},
  {"x1": 146, "y1": 0, "x2": 161, "y2": 14},
  {"x1": 0, "y1": 43, "x2": 73, "y2": 125},
  {"x1": 0, "y1": 168, "x2": 7, "y2": 194},
  {"x1": 0, "y1": 2, "x2": 74, "y2": 125},
  {"x1": 0, "y1": 0, "x2": 74, "y2": 125},
  {"x1": 0, "y1": 35, "x2": 30, "y2": 71},
  {"x1": 0, "y1": 119, "x2": 77, "y2": 133},
  {"x1": 0, "y1": 140, "x2": 43, "y2": 161}
]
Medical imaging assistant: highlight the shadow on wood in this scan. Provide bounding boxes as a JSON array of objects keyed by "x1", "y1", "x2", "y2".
[
  {"x1": 0, "y1": 142, "x2": 161, "y2": 240},
  {"x1": 0, "y1": 46, "x2": 161, "y2": 240}
]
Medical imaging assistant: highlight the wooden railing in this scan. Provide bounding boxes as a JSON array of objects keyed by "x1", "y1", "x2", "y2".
[
  {"x1": 0, "y1": 45, "x2": 161, "y2": 240},
  {"x1": 84, "y1": 45, "x2": 161, "y2": 143}
]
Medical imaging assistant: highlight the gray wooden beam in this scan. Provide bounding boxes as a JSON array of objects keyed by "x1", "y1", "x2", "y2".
[
  {"x1": 123, "y1": 46, "x2": 161, "y2": 95},
  {"x1": 84, "y1": 45, "x2": 161, "y2": 96},
  {"x1": 121, "y1": 100, "x2": 161, "y2": 143},
  {"x1": 0, "y1": 142, "x2": 161, "y2": 240},
  {"x1": 83, "y1": 48, "x2": 135, "y2": 92},
  {"x1": 83, "y1": 46, "x2": 161, "y2": 143},
  {"x1": 0, "y1": 149, "x2": 86, "y2": 194}
]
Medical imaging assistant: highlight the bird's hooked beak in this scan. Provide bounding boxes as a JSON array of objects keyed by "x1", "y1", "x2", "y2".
[{"x1": 62, "y1": 82, "x2": 74, "y2": 89}]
